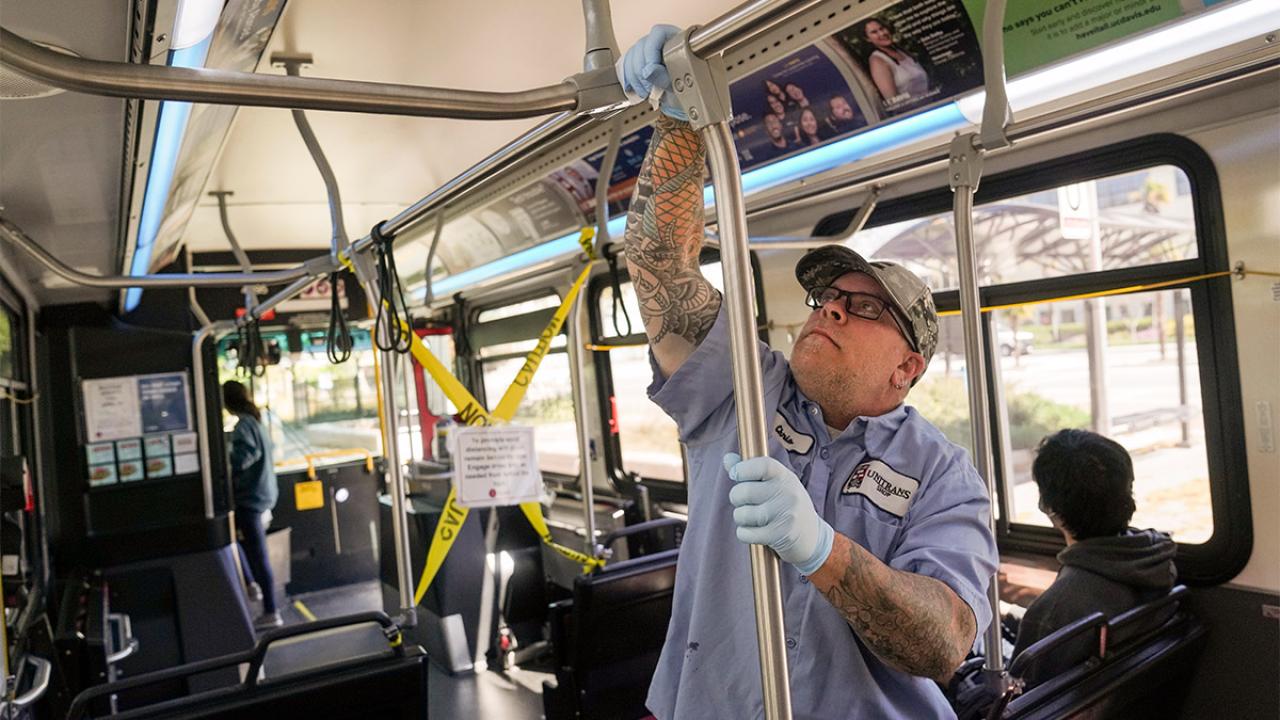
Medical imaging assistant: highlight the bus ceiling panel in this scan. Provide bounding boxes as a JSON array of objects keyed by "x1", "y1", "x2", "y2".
[
  {"x1": 119, "y1": 0, "x2": 290, "y2": 284},
  {"x1": 0, "y1": 0, "x2": 138, "y2": 305},
  {"x1": 189, "y1": 1, "x2": 756, "y2": 278}
]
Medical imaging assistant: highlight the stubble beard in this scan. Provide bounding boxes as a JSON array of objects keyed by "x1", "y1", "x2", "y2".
[{"x1": 791, "y1": 339, "x2": 861, "y2": 425}]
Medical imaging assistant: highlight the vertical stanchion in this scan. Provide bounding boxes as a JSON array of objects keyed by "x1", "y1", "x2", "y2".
[
  {"x1": 953, "y1": 0, "x2": 1011, "y2": 687},
  {"x1": 948, "y1": 137, "x2": 1004, "y2": 675},
  {"x1": 348, "y1": 247, "x2": 417, "y2": 628},
  {"x1": 705, "y1": 122, "x2": 794, "y2": 720},
  {"x1": 568, "y1": 285, "x2": 599, "y2": 556},
  {"x1": 664, "y1": 24, "x2": 793, "y2": 718},
  {"x1": 192, "y1": 321, "x2": 234, "y2": 520},
  {"x1": 376, "y1": 341, "x2": 416, "y2": 627}
]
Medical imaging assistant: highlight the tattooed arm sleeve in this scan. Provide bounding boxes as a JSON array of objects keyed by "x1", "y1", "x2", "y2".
[
  {"x1": 810, "y1": 533, "x2": 978, "y2": 683},
  {"x1": 623, "y1": 116, "x2": 721, "y2": 378}
]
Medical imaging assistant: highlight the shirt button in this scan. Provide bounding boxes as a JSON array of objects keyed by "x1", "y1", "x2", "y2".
[
  {"x1": 808, "y1": 406, "x2": 818, "y2": 416},
  {"x1": 800, "y1": 575, "x2": 809, "y2": 584},
  {"x1": 820, "y1": 448, "x2": 830, "y2": 460},
  {"x1": 786, "y1": 637, "x2": 797, "y2": 649}
]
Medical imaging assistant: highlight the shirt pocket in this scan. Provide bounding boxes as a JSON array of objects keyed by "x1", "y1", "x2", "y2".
[{"x1": 829, "y1": 496, "x2": 904, "y2": 561}]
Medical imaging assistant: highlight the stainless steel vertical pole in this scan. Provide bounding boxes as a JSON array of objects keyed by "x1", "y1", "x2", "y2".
[
  {"x1": 951, "y1": 0, "x2": 1010, "y2": 681},
  {"x1": 665, "y1": 23, "x2": 793, "y2": 718},
  {"x1": 568, "y1": 284, "x2": 599, "y2": 556},
  {"x1": 348, "y1": 248, "x2": 417, "y2": 628},
  {"x1": 377, "y1": 341, "x2": 416, "y2": 627},
  {"x1": 947, "y1": 149, "x2": 1004, "y2": 674},
  {"x1": 705, "y1": 122, "x2": 793, "y2": 720},
  {"x1": 192, "y1": 321, "x2": 235, "y2": 520}
]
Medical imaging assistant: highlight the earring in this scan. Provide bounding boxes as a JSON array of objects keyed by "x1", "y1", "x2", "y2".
[{"x1": 891, "y1": 379, "x2": 906, "y2": 390}]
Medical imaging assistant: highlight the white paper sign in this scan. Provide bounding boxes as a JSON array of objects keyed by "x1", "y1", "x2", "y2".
[
  {"x1": 83, "y1": 377, "x2": 142, "y2": 442},
  {"x1": 453, "y1": 425, "x2": 541, "y2": 508},
  {"x1": 173, "y1": 453, "x2": 200, "y2": 475}
]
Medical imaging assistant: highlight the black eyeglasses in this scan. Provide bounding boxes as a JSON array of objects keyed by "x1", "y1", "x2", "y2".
[{"x1": 805, "y1": 286, "x2": 915, "y2": 350}]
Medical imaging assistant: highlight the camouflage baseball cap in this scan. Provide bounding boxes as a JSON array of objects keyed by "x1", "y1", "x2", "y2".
[{"x1": 795, "y1": 245, "x2": 939, "y2": 367}]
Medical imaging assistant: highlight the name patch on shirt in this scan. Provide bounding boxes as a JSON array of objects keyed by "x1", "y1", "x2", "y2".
[
  {"x1": 773, "y1": 412, "x2": 813, "y2": 454},
  {"x1": 842, "y1": 460, "x2": 919, "y2": 517}
]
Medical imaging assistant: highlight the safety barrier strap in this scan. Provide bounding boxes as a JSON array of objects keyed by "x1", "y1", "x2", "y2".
[{"x1": 411, "y1": 245, "x2": 603, "y2": 604}]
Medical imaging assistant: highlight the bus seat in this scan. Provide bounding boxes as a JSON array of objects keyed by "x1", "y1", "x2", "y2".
[
  {"x1": 995, "y1": 584, "x2": 1206, "y2": 720},
  {"x1": 500, "y1": 545, "x2": 550, "y2": 663},
  {"x1": 1007, "y1": 611, "x2": 1107, "y2": 689},
  {"x1": 66, "y1": 612, "x2": 426, "y2": 720},
  {"x1": 543, "y1": 548, "x2": 679, "y2": 720},
  {"x1": 1102, "y1": 584, "x2": 1188, "y2": 657}
]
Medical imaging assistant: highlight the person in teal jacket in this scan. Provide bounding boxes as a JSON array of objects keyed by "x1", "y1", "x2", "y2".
[{"x1": 223, "y1": 380, "x2": 282, "y2": 630}]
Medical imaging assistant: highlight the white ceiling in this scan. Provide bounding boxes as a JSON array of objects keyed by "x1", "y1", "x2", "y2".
[
  {"x1": 0, "y1": 1, "x2": 132, "y2": 304},
  {"x1": 185, "y1": 0, "x2": 742, "y2": 252}
]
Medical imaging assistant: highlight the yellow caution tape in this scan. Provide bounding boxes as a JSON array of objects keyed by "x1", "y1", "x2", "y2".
[
  {"x1": 409, "y1": 255, "x2": 603, "y2": 604},
  {"x1": 577, "y1": 226, "x2": 597, "y2": 260}
]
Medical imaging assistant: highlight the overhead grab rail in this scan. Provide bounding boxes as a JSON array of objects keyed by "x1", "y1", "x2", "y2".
[
  {"x1": 664, "y1": 26, "x2": 793, "y2": 720},
  {"x1": 0, "y1": 215, "x2": 329, "y2": 289},
  {"x1": 0, "y1": 27, "x2": 580, "y2": 120},
  {"x1": 243, "y1": 0, "x2": 829, "y2": 327},
  {"x1": 274, "y1": 52, "x2": 357, "y2": 363}
]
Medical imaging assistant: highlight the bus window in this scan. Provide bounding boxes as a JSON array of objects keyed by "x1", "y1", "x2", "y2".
[
  {"x1": 476, "y1": 294, "x2": 563, "y2": 323},
  {"x1": 853, "y1": 165, "x2": 1197, "y2": 291},
  {"x1": 218, "y1": 339, "x2": 382, "y2": 465},
  {"x1": 908, "y1": 313, "x2": 974, "y2": 452},
  {"x1": 478, "y1": 335, "x2": 578, "y2": 477},
  {"x1": 841, "y1": 156, "x2": 1235, "y2": 565},
  {"x1": 995, "y1": 288, "x2": 1212, "y2": 543},
  {"x1": 595, "y1": 263, "x2": 727, "y2": 485}
]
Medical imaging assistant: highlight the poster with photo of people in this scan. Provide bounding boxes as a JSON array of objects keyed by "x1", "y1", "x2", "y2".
[
  {"x1": 832, "y1": 0, "x2": 983, "y2": 118},
  {"x1": 728, "y1": 45, "x2": 868, "y2": 171}
]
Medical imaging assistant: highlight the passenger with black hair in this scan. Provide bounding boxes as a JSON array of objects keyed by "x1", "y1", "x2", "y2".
[
  {"x1": 1012, "y1": 428, "x2": 1177, "y2": 686},
  {"x1": 223, "y1": 380, "x2": 283, "y2": 631}
]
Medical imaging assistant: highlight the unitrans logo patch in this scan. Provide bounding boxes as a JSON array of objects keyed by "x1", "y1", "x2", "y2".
[{"x1": 841, "y1": 460, "x2": 919, "y2": 517}]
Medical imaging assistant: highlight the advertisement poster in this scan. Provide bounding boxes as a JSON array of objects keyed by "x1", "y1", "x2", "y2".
[
  {"x1": 433, "y1": 215, "x2": 507, "y2": 276},
  {"x1": 475, "y1": 179, "x2": 583, "y2": 253},
  {"x1": 138, "y1": 374, "x2": 192, "y2": 434},
  {"x1": 729, "y1": 45, "x2": 868, "y2": 170},
  {"x1": 832, "y1": 0, "x2": 984, "y2": 117},
  {"x1": 962, "y1": 0, "x2": 1182, "y2": 77},
  {"x1": 546, "y1": 126, "x2": 657, "y2": 224}
]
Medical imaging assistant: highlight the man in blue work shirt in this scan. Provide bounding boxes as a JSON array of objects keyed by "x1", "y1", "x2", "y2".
[{"x1": 618, "y1": 26, "x2": 999, "y2": 719}]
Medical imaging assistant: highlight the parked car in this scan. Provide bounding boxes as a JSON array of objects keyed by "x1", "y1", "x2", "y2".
[{"x1": 997, "y1": 325, "x2": 1035, "y2": 356}]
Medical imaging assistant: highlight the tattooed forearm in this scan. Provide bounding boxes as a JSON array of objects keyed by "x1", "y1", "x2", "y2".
[
  {"x1": 810, "y1": 533, "x2": 976, "y2": 683},
  {"x1": 624, "y1": 116, "x2": 721, "y2": 374}
]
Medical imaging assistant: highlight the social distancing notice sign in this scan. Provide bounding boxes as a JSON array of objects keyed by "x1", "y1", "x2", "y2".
[{"x1": 453, "y1": 425, "x2": 541, "y2": 508}]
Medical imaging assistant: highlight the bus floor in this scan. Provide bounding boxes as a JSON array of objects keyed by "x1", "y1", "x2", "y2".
[{"x1": 264, "y1": 580, "x2": 548, "y2": 718}]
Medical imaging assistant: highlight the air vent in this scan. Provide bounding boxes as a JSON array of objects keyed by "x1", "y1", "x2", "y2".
[{"x1": 0, "y1": 42, "x2": 78, "y2": 100}]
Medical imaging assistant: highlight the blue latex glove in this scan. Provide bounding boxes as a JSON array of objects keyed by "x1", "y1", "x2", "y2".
[
  {"x1": 725, "y1": 453, "x2": 835, "y2": 575},
  {"x1": 616, "y1": 24, "x2": 688, "y2": 121}
]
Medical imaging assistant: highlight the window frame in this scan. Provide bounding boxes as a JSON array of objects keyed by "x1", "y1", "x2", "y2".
[{"x1": 814, "y1": 133, "x2": 1250, "y2": 584}]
